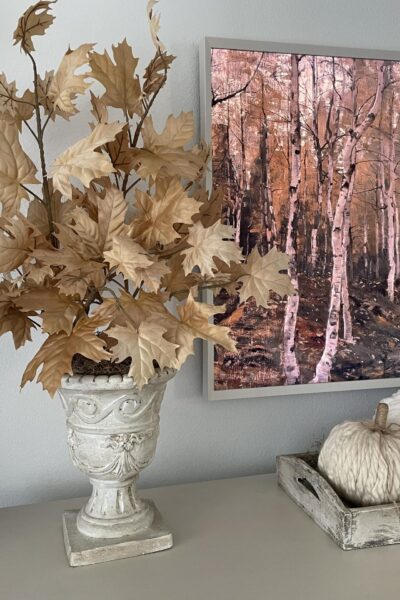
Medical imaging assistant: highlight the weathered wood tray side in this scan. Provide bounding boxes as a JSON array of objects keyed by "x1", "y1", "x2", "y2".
[{"x1": 276, "y1": 453, "x2": 400, "y2": 550}]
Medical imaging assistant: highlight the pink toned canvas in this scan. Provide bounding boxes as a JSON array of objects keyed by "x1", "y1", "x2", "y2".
[{"x1": 211, "y1": 48, "x2": 400, "y2": 391}]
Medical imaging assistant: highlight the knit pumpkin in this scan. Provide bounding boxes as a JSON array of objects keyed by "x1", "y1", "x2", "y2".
[{"x1": 318, "y1": 403, "x2": 400, "y2": 506}]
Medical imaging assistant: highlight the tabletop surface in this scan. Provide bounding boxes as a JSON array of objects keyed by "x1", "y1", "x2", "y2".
[{"x1": 1, "y1": 473, "x2": 399, "y2": 600}]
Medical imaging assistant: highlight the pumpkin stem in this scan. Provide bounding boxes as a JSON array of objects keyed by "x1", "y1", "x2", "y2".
[{"x1": 375, "y1": 402, "x2": 389, "y2": 429}]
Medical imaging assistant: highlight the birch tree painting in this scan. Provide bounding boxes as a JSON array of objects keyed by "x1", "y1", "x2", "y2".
[{"x1": 211, "y1": 48, "x2": 400, "y2": 391}]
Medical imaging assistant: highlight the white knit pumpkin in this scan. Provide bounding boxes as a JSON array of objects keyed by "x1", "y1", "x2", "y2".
[{"x1": 318, "y1": 403, "x2": 400, "y2": 506}]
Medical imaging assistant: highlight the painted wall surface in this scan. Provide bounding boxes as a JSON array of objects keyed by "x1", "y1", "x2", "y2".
[{"x1": 1, "y1": 0, "x2": 400, "y2": 508}]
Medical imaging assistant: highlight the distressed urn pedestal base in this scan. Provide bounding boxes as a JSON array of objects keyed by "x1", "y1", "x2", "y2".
[
  {"x1": 62, "y1": 502, "x2": 172, "y2": 567},
  {"x1": 58, "y1": 370, "x2": 175, "y2": 567}
]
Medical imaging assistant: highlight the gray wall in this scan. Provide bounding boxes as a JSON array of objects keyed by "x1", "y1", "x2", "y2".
[{"x1": 1, "y1": 0, "x2": 399, "y2": 508}]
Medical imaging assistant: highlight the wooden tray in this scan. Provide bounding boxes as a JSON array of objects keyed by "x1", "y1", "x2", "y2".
[{"x1": 276, "y1": 453, "x2": 400, "y2": 550}]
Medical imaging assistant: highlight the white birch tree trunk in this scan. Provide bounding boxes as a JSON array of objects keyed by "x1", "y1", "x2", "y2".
[
  {"x1": 312, "y1": 61, "x2": 385, "y2": 383},
  {"x1": 363, "y1": 216, "x2": 369, "y2": 277},
  {"x1": 396, "y1": 204, "x2": 400, "y2": 277},
  {"x1": 326, "y1": 152, "x2": 335, "y2": 227},
  {"x1": 235, "y1": 96, "x2": 247, "y2": 246},
  {"x1": 326, "y1": 66, "x2": 345, "y2": 226},
  {"x1": 377, "y1": 113, "x2": 388, "y2": 264},
  {"x1": 341, "y1": 68, "x2": 358, "y2": 345},
  {"x1": 310, "y1": 57, "x2": 323, "y2": 273},
  {"x1": 283, "y1": 54, "x2": 301, "y2": 385},
  {"x1": 341, "y1": 173, "x2": 355, "y2": 343},
  {"x1": 259, "y1": 94, "x2": 277, "y2": 251},
  {"x1": 387, "y1": 181, "x2": 395, "y2": 301},
  {"x1": 375, "y1": 218, "x2": 380, "y2": 280},
  {"x1": 387, "y1": 114, "x2": 397, "y2": 301}
]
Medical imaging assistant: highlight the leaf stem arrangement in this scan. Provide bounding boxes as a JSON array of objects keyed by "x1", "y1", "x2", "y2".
[{"x1": 0, "y1": 0, "x2": 292, "y2": 396}]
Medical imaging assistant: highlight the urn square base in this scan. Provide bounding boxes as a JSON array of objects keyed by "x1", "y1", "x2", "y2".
[{"x1": 62, "y1": 500, "x2": 173, "y2": 567}]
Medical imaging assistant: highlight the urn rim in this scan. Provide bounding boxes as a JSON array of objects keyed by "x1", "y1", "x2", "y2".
[{"x1": 59, "y1": 367, "x2": 176, "y2": 391}]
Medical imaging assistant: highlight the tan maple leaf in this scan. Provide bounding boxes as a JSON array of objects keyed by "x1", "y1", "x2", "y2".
[
  {"x1": 130, "y1": 177, "x2": 200, "y2": 249},
  {"x1": 0, "y1": 121, "x2": 38, "y2": 215},
  {"x1": 90, "y1": 92, "x2": 108, "y2": 125},
  {"x1": 68, "y1": 207, "x2": 101, "y2": 257},
  {"x1": 33, "y1": 244, "x2": 105, "y2": 299},
  {"x1": 106, "y1": 125, "x2": 134, "y2": 174},
  {"x1": 54, "y1": 273, "x2": 90, "y2": 299},
  {"x1": 136, "y1": 259, "x2": 170, "y2": 293},
  {"x1": 210, "y1": 257, "x2": 246, "y2": 295},
  {"x1": 51, "y1": 121, "x2": 124, "y2": 197},
  {"x1": 55, "y1": 256, "x2": 105, "y2": 299},
  {"x1": 0, "y1": 217, "x2": 35, "y2": 272},
  {"x1": 182, "y1": 221, "x2": 242, "y2": 277},
  {"x1": 16, "y1": 286, "x2": 81, "y2": 335},
  {"x1": 36, "y1": 71, "x2": 71, "y2": 121},
  {"x1": 194, "y1": 187, "x2": 223, "y2": 227},
  {"x1": 170, "y1": 292, "x2": 236, "y2": 367},
  {"x1": 119, "y1": 290, "x2": 233, "y2": 370},
  {"x1": 97, "y1": 186, "x2": 128, "y2": 251},
  {"x1": 131, "y1": 113, "x2": 204, "y2": 181},
  {"x1": 21, "y1": 310, "x2": 112, "y2": 396},
  {"x1": 237, "y1": 247, "x2": 294, "y2": 307},
  {"x1": 143, "y1": 52, "x2": 175, "y2": 97},
  {"x1": 13, "y1": 1, "x2": 55, "y2": 53},
  {"x1": 36, "y1": 71, "x2": 55, "y2": 115},
  {"x1": 0, "y1": 281, "x2": 19, "y2": 316},
  {"x1": 70, "y1": 186, "x2": 99, "y2": 220},
  {"x1": 4, "y1": 212, "x2": 49, "y2": 256},
  {"x1": 108, "y1": 319, "x2": 177, "y2": 389},
  {"x1": 147, "y1": 0, "x2": 165, "y2": 52},
  {"x1": 147, "y1": 112, "x2": 194, "y2": 148},
  {"x1": 104, "y1": 236, "x2": 152, "y2": 276},
  {"x1": 0, "y1": 74, "x2": 19, "y2": 116},
  {"x1": 27, "y1": 192, "x2": 72, "y2": 236},
  {"x1": 0, "y1": 74, "x2": 35, "y2": 131},
  {"x1": 0, "y1": 281, "x2": 36, "y2": 348},
  {"x1": 104, "y1": 236, "x2": 167, "y2": 291},
  {"x1": 53, "y1": 223, "x2": 95, "y2": 260},
  {"x1": 48, "y1": 43, "x2": 94, "y2": 115},
  {"x1": 32, "y1": 246, "x2": 81, "y2": 269},
  {"x1": 106, "y1": 289, "x2": 172, "y2": 330},
  {"x1": 23, "y1": 258, "x2": 54, "y2": 285},
  {"x1": 161, "y1": 253, "x2": 197, "y2": 300},
  {"x1": 0, "y1": 307, "x2": 36, "y2": 349},
  {"x1": 90, "y1": 39, "x2": 142, "y2": 118}
]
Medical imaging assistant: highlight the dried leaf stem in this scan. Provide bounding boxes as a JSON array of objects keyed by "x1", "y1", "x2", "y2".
[
  {"x1": 19, "y1": 183, "x2": 43, "y2": 203},
  {"x1": 27, "y1": 52, "x2": 55, "y2": 244},
  {"x1": 122, "y1": 49, "x2": 169, "y2": 195}
]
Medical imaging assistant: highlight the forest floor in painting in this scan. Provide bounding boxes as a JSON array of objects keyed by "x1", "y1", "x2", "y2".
[{"x1": 214, "y1": 278, "x2": 400, "y2": 390}]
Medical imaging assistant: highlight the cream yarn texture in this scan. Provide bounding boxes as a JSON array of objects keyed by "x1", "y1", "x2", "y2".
[
  {"x1": 318, "y1": 406, "x2": 400, "y2": 507},
  {"x1": 372, "y1": 390, "x2": 400, "y2": 425}
]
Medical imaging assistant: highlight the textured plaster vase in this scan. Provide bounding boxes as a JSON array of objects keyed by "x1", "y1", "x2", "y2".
[{"x1": 58, "y1": 369, "x2": 175, "y2": 567}]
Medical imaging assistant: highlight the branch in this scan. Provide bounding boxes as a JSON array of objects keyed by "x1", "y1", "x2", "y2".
[
  {"x1": 124, "y1": 177, "x2": 141, "y2": 197},
  {"x1": 132, "y1": 50, "x2": 168, "y2": 148},
  {"x1": 41, "y1": 110, "x2": 54, "y2": 134},
  {"x1": 121, "y1": 51, "x2": 169, "y2": 194},
  {"x1": 19, "y1": 183, "x2": 44, "y2": 203},
  {"x1": 27, "y1": 52, "x2": 56, "y2": 246},
  {"x1": 212, "y1": 53, "x2": 263, "y2": 106},
  {"x1": 24, "y1": 119, "x2": 39, "y2": 142}
]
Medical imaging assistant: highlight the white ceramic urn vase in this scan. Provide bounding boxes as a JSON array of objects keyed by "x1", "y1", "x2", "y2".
[{"x1": 58, "y1": 368, "x2": 175, "y2": 567}]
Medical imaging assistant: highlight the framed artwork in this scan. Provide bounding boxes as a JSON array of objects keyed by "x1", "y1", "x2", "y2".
[{"x1": 200, "y1": 37, "x2": 400, "y2": 400}]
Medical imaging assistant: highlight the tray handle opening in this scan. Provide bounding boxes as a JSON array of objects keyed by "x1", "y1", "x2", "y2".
[{"x1": 297, "y1": 477, "x2": 320, "y2": 501}]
